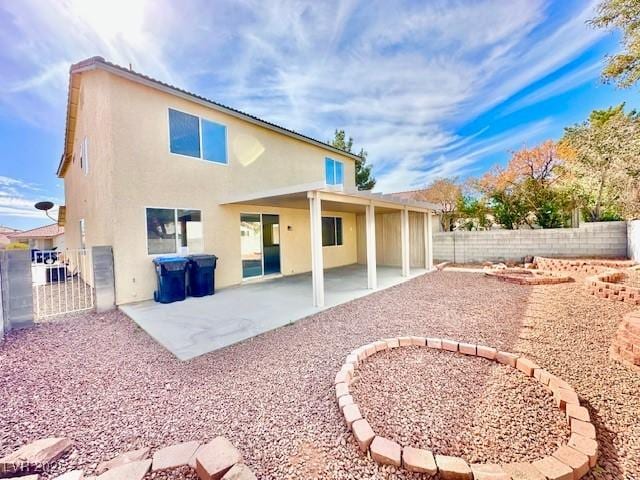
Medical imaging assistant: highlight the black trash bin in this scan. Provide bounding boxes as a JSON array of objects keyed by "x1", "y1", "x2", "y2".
[
  {"x1": 153, "y1": 256, "x2": 189, "y2": 303},
  {"x1": 187, "y1": 254, "x2": 218, "y2": 297}
]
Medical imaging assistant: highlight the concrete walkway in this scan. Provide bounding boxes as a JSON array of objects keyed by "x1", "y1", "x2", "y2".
[{"x1": 120, "y1": 264, "x2": 430, "y2": 360}]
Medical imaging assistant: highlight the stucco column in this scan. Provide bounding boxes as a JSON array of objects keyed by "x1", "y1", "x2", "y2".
[
  {"x1": 366, "y1": 204, "x2": 377, "y2": 289},
  {"x1": 401, "y1": 207, "x2": 410, "y2": 277},
  {"x1": 309, "y1": 192, "x2": 325, "y2": 307},
  {"x1": 424, "y1": 212, "x2": 434, "y2": 270}
]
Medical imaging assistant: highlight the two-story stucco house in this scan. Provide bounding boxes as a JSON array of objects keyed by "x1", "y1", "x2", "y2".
[{"x1": 58, "y1": 57, "x2": 435, "y2": 309}]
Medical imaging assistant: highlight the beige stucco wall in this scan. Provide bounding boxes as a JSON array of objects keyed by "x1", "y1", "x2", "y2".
[
  {"x1": 356, "y1": 211, "x2": 427, "y2": 268},
  {"x1": 63, "y1": 70, "x2": 116, "y2": 268},
  {"x1": 63, "y1": 69, "x2": 358, "y2": 304}
]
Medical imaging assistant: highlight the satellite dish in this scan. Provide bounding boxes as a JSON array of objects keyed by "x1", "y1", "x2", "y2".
[
  {"x1": 35, "y1": 201, "x2": 54, "y2": 211},
  {"x1": 34, "y1": 201, "x2": 57, "y2": 221}
]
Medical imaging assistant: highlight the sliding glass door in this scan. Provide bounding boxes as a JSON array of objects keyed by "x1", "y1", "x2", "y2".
[
  {"x1": 241, "y1": 214, "x2": 263, "y2": 278},
  {"x1": 241, "y1": 213, "x2": 281, "y2": 279}
]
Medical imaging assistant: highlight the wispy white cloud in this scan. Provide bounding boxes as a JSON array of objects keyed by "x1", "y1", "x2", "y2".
[
  {"x1": 375, "y1": 118, "x2": 554, "y2": 192},
  {"x1": 0, "y1": 175, "x2": 60, "y2": 221},
  {"x1": 501, "y1": 62, "x2": 602, "y2": 115},
  {"x1": 0, "y1": 0, "x2": 176, "y2": 128},
  {"x1": 0, "y1": 0, "x2": 606, "y2": 193}
]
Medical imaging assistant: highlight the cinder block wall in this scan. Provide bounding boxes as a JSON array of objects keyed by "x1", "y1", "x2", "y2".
[
  {"x1": 628, "y1": 220, "x2": 640, "y2": 263},
  {"x1": 0, "y1": 250, "x2": 34, "y2": 332},
  {"x1": 433, "y1": 221, "x2": 628, "y2": 263}
]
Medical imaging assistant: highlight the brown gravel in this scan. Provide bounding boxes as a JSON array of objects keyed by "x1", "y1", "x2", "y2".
[
  {"x1": 511, "y1": 280, "x2": 640, "y2": 480},
  {"x1": 349, "y1": 346, "x2": 570, "y2": 464},
  {"x1": 1, "y1": 271, "x2": 638, "y2": 479}
]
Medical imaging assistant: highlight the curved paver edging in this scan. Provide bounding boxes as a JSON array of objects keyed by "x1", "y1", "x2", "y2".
[
  {"x1": 611, "y1": 310, "x2": 640, "y2": 369},
  {"x1": 585, "y1": 269, "x2": 640, "y2": 305},
  {"x1": 534, "y1": 256, "x2": 636, "y2": 274},
  {"x1": 584, "y1": 269, "x2": 640, "y2": 370},
  {"x1": 485, "y1": 268, "x2": 573, "y2": 285},
  {"x1": 0, "y1": 436, "x2": 256, "y2": 480},
  {"x1": 335, "y1": 337, "x2": 599, "y2": 479}
]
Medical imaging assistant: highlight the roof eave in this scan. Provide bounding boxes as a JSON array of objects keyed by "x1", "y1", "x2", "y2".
[{"x1": 58, "y1": 57, "x2": 361, "y2": 177}]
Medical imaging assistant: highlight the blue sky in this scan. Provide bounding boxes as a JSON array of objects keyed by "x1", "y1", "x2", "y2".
[{"x1": 0, "y1": 0, "x2": 638, "y2": 230}]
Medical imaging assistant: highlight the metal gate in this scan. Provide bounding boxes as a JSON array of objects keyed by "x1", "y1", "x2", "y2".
[{"x1": 32, "y1": 248, "x2": 94, "y2": 319}]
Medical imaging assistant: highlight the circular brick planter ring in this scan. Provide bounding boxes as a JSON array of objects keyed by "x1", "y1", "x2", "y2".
[
  {"x1": 485, "y1": 268, "x2": 573, "y2": 285},
  {"x1": 335, "y1": 337, "x2": 598, "y2": 479}
]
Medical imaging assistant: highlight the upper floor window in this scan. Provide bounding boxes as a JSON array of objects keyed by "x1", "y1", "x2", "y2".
[
  {"x1": 169, "y1": 109, "x2": 200, "y2": 158},
  {"x1": 168, "y1": 108, "x2": 228, "y2": 164},
  {"x1": 80, "y1": 137, "x2": 89, "y2": 175},
  {"x1": 325, "y1": 157, "x2": 344, "y2": 185}
]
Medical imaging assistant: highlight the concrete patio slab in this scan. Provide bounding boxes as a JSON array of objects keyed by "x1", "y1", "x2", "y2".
[{"x1": 120, "y1": 264, "x2": 431, "y2": 360}]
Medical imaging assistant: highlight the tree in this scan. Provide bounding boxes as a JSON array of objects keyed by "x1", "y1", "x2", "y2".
[
  {"x1": 329, "y1": 129, "x2": 376, "y2": 190},
  {"x1": 457, "y1": 195, "x2": 492, "y2": 230},
  {"x1": 489, "y1": 189, "x2": 530, "y2": 230},
  {"x1": 413, "y1": 178, "x2": 462, "y2": 231},
  {"x1": 476, "y1": 141, "x2": 571, "y2": 228},
  {"x1": 590, "y1": 0, "x2": 640, "y2": 88},
  {"x1": 558, "y1": 104, "x2": 640, "y2": 221}
]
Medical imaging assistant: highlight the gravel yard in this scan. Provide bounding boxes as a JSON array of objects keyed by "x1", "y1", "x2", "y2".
[
  {"x1": 349, "y1": 347, "x2": 570, "y2": 465},
  {"x1": 1, "y1": 271, "x2": 638, "y2": 479}
]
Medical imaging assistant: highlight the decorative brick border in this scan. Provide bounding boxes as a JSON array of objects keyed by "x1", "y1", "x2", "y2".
[
  {"x1": 534, "y1": 256, "x2": 636, "y2": 274},
  {"x1": 0, "y1": 436, "x2": 255, "y2": 480},
  {"x1": 611, "y1": 310, "x2": 640, "y2": 369},
  {"x1": 335, "y1": 338, "x2": 598, "y2": 479},
  {"x1": 585, "y1": 270, "x2": 640, "y2": 305},
  {"x1": 485, "y1": 268, "x2": 573, "y2": 285}
]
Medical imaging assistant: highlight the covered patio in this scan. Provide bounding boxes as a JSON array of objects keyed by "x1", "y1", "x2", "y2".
[
  {"x1": 122, "y1": 185, "x2": 437, "y2": 360},
  {"x1": 224, "y1": 183, "x2": 438, "y2": 308},
  {"x1": 120, "y1": 264, "x2": 429, "y2": 360}
]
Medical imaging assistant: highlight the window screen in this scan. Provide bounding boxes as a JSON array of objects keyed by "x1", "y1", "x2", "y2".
[{"x1": 169, "y1": 109, "x2": 201, "y2": 158}]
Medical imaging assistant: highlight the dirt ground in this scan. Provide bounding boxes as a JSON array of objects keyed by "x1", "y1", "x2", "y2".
[{"x1": 1, "y1": 271, "x2": 638, "y2": 479}]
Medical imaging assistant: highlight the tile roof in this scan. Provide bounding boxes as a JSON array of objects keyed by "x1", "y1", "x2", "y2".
[{"x1": 7, "y1": 223, "x2": 64, "y2": 239}]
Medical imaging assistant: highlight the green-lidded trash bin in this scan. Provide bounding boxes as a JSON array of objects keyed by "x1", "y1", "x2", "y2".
[
  {"x1": 153, "y1": 256, "x2": 189, "y2": 303},
  {"x1": 187, "y1": 254, "x2": 218, "y2": 297}
]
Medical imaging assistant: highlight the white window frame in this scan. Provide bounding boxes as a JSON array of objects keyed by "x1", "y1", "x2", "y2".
[
  {"x1": 240, "y1": 211, "x2": 283, "y2": 281},
  {"x1": 167, "y1": 108, "x2": 228, "y2": 166},
  {"x1": 144, "y1": 206, "x2": 203, "y2": 256},
  {"x1": 79, "y1": 218, "x2": 86, "y2": 249},
  {"x1": 81, "y1": 136, "x2": 89, "y2": 175},
  {"x1": 325, "y1": 157, "x2": 344, "y2": 186},
  {"x1": 321, "y1": 216, "x2": 343, "y2": 247}
]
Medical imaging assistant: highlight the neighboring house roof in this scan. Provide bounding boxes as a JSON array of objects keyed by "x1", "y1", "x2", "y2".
[
  {"x1": 390, "y1": 189, "x2": 443, "y2": 212},
  {"x1": 391, "y1": 189, "x2": 428, "y2": 200},
  {"x1": 57, "y1": 56, "x2": 361, "y2": 177},
  {"x1": 0, "y1": 226, "x2": 21, "y2": 234},
  {"x1": 8, "y1": 223, "x2": 64, "y2": 240},
  {"x1": 0, "y1": 226, "x2": 21, "y2": 247}
]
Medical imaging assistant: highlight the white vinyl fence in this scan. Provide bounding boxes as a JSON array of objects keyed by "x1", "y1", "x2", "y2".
[{"x1": 32, "y1": 248, "x2": 94, "y2": 319}]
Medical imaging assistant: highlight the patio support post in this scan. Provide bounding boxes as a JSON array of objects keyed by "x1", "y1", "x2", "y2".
[
  {"x1": 309, "y1": 191, "x2": 325, "y2": 307},
  {"x1": 401, "y1": 207, "x2": 410, "y2": 277},
  {"x1": 365, "y1": 203, "x2": 377, "y2": 289},
  {"x1": 424, "y1": 212, "x2": 433, "y2": 270}
]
